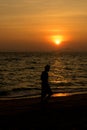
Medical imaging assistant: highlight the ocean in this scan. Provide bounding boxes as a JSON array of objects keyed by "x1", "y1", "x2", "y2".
[{"x1": 0, "y1": 51, "x2": 87, "y2": 99}]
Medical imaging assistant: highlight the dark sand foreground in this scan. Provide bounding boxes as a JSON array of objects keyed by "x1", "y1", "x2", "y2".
[{"x1": 0, "y1": 93, "x2": 87, "y2": 130}]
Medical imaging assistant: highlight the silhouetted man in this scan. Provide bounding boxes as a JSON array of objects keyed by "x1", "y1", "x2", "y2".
[{"x1": 41, "y1": 64, "x2": 53, "y2": 103}]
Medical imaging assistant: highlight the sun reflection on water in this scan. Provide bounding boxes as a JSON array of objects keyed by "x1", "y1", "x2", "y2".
[
  {"x1": 50, "y1": 58, "x2": 68, "y2": 86},
  {"x1": 52, "y1": 93, "x2": 70, "y2": 97}
]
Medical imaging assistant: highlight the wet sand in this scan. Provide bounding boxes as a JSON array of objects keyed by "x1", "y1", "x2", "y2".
[{"x1": 0, "y1": 93, "x2": 87, "y2": 129}]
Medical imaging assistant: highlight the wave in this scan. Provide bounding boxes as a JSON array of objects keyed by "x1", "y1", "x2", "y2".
[{"x1": 12, "y1": 87, "x2": 40, "y2": 92}]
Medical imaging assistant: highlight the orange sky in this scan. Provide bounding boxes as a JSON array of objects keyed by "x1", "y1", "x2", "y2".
[{"x1": 0, "y1": 0, "x2": 87, "y2": 52}]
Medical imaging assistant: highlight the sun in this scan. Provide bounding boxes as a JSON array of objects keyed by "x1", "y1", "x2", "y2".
[
  {"x1": 55, "y1": 39, "x2": 61, "y2": 45},
  {"x1": 51, "y1": 35, "x2": 63, "y2": 45}
]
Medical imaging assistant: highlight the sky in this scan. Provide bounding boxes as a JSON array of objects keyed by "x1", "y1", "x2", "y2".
[{"x1": 0, "y1": 0, "x2": 87, "y2": 52}]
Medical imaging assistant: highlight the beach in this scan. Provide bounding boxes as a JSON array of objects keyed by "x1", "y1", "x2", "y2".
[{"x1": 0, "y1": 93, "x2": 87, "y2": 129}]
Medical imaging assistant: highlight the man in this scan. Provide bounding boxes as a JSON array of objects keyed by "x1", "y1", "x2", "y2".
[{"x1": 41, "y1": 64, "x2": 53, "y2": 102}]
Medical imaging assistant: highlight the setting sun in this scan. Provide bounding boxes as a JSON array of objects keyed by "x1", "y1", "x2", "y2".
[
  {"x1": 55, "y1": 39, "x2": 61, "y2": 45},
  {"x1": 51, "y1": 35, "x2": 64, "y2": 45}
]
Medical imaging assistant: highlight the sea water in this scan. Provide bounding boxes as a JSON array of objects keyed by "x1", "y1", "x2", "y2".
[{"x1": 0, "y1": 51, "x2": 87, "y2": 99}]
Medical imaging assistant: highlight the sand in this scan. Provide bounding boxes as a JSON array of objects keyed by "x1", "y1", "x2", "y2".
[{"x1": 0, "y1": 93, "x2": 87, "y2": 129}]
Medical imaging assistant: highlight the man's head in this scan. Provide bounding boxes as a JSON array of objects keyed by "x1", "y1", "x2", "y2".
[{"x1": 45, "y1": 64, "x2": 50, "y2": 72}]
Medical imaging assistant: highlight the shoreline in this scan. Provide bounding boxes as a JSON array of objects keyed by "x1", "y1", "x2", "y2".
[{"x1": 0, "y1": 91, "x2": 87, "y2": 100}]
